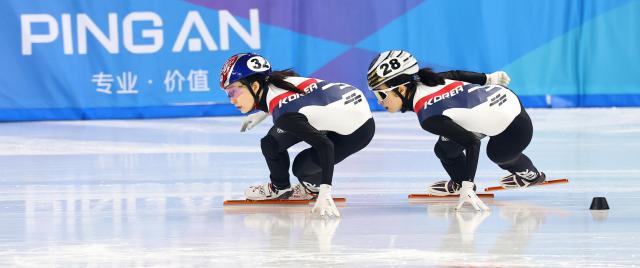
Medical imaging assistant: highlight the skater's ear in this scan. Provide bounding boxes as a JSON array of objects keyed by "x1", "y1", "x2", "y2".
[
  {"x1": 398, "y1": 84, "x2": 407, "y2": 95},
  {"x1": 250, "y1": 81, "x2": 261, "y2": 93}
]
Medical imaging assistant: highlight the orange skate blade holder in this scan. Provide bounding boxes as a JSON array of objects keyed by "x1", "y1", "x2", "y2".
[
  {"x1": 408, "y1": 193, "x2": 495, "y2": 199},
  {"x1": 484, "y1": 178, "x2": 569, "y2": 192},
  {"x1": 223, "y1": 197, "x2": 346, "y2": 206}
]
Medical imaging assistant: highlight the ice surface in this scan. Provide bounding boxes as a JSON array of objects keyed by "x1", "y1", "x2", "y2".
[{"x1": 0, "y1": 108, "x2": 639, "y2": 267}]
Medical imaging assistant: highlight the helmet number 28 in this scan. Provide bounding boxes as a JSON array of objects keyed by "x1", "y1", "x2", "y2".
[
  {"x1": 247, "y1": 56, "x2": 271, "y2": 72},
  {"x1": 377, "y1": 58, "x2": 402, "y2": 77}
]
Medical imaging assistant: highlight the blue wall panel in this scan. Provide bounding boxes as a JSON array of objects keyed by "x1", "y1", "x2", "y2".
[{"x1": 1, "y1": 0, "x2": 639, "y2": 121}]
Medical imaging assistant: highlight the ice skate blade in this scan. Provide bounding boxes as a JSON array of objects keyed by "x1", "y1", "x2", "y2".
[
  {"x1": 223, "y1": 197, "x2": 346, "y2": 205},
  {"x1": 408, "y1": 193, "x2": 494, "y2": 199},
  {"x1": 484, "y1": 178, "x2": 569, "y2": 192}
]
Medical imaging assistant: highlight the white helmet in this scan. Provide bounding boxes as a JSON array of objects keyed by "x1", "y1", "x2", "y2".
[{"x1": 367, "y1": 50, "x2": 419, "y2": 90}]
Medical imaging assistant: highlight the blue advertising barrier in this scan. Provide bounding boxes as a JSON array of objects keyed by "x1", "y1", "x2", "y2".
[{"x1": 1, "y1": 0, "x2": 639, "y2": 121}]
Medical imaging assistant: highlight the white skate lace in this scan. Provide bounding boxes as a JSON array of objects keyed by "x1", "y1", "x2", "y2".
[
  {"x1": 291, "y1": 184, "x2": 315, "y2": 200},
  {"x1": 516, "y1": 169, "x2": 539, "y2": 181}
]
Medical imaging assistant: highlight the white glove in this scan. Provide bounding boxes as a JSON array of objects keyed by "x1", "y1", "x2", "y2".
[
  {"x1": 312, "y1": 184, "x2": 341, "y2": 217},
  {"x1": 485, "y1": 71, "x2": 511, "y2": 87},
  {"x1": 240, "y1": 111, "x2": 269, "y2": 132},
  {"x1": 456, "y1": 181, "x2": 490, "y2": 211}
]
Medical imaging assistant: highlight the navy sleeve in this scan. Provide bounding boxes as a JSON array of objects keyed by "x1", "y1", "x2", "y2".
[
  {"x1": 421, "y1": 115, "x2": 481, "y2": 181},
  {"x1": 274, "y1": 112, "x2": 335, "y2": 185},
  {"x1": 438, "y1": 70, "x2": 487, "y2": 85}
]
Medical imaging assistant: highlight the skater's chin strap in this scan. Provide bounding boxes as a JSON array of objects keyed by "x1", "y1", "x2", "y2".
[
  {"x1": 397, "y1": 82, "x2": 417, "y2": 113},
  {"x1": 241, "y1": 79, "x2": 269, "y2": 113}
]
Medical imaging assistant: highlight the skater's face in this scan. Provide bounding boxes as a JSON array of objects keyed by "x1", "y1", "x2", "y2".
[
  {"x1": 226, "y1": 81, "x2": 260, "y2": 113},
  {"x1": 374, "y1": 84, "x2": 406, "y2": 113}
]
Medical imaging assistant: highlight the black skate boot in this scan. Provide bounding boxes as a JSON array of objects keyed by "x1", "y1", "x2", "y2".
[
  {"x1": 500, "y1": 171, "x2": 546, "y2": 188},
  {"x1": 427, "y1": 180, "x2": 476, "y2": 196}
]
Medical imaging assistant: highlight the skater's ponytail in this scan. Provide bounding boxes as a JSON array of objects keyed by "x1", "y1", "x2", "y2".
[
  {"x1": 416, "y1": 67, "x2": 445, "y2": 87},
  {"x1": 267, "y1": 69, "x2": 305, "y2": 94}
]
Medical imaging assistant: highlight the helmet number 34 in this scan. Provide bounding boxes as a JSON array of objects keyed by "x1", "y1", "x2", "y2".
[
  {"x1": 376, "y1": 58, "x2": 402, "y2": 77},
  {"x1": 247, "y1": 56, "x2": 271, "y2": 72}
]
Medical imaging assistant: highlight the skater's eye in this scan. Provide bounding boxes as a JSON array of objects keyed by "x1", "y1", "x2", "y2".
[
  {"x1": 224, "y1": 86, "x2": 245, "y2": 98},
  {"x1": 374, "y1": 91, "x2": 388, "y2": 101}
]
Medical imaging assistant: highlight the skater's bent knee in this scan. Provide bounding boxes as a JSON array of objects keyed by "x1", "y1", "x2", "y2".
[
  {"x1": 434, "y1": 143, "x2": 462, "y2": 160},
  {"x1": 261, "y1": 135, "x2": 279, "y2": 158}
]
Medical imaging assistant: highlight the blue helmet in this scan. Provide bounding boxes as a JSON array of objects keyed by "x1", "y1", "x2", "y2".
[{"x1": 219, "y1": 53, "x2": 272, "y2": 88}]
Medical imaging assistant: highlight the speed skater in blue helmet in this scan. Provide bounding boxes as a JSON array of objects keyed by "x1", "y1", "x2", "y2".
[{"x1": 219, "y1": 53, "x2": 303, "y2": 113}]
